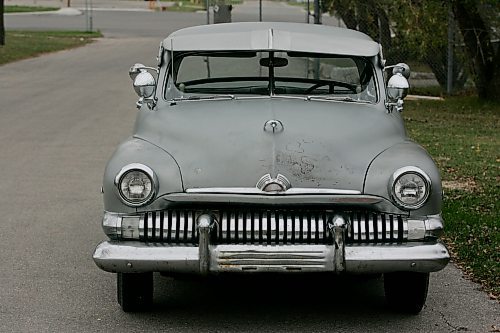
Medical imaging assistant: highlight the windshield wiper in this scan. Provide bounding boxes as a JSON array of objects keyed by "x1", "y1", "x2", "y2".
[
  {"x1": 306, "y1": 96, "x2": 369, "y2": 103},
  {"x1": 173, "y1": 94, "x2": 235, "y2": 102}
]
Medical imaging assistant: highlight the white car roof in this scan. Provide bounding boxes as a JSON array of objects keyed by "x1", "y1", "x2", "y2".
[{"x1": 162, "y1": 22, "x2": 380, "y2": 57}]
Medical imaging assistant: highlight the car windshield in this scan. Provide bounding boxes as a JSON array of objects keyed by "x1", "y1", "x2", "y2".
[{"x1": 169, "y1": 51, "x2": 378, "y2": 103}]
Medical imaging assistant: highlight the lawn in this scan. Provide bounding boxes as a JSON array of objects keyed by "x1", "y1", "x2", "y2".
[
  {"x1": 0, "y1": 31, "x2": 102, "y2": 66},
  {"x1": 404, "y1": 96, "x2": 499, "y2": 298},
  {"x1": 5, "y1": 5, "x2": 58, "y2": 13}
]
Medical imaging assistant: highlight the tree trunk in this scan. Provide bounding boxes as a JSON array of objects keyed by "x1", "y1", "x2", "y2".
[
  {"x1": 452, "y1": 1, "x2": 500, "y2": 101},
  {"x1": 425, "y1": 47, "x2": 468, "y2": 92},
  {"x1": 327, "y1": 0, "x2": 358, "y2": 30},
  {"x1": 1, "y1": 0, "x2": 5, "y2": 46}
]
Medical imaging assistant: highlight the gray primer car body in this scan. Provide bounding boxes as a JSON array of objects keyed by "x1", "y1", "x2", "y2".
[{"x1": 94, "y1": 22, "x2": 449, "y2": 313}]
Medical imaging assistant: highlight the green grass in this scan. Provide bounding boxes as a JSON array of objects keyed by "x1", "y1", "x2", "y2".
[
  {"x1": 5, "y1": 5, "x2": 58, "y2": 13},
  {"x1": 409, "y1": 86, "x2": 444, "y2": 97},
  {"x1": 404, "y1": 96, "x2": 499, "y2": 297},
  {"x1": 0, "y1": 31, "x2": 103, "y2": 66}
]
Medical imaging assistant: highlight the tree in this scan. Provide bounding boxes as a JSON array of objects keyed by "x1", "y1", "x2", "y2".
[
  {"x1": 451, "y1": 0, "x2": 500, "y2": 101},
  {"x1": 1, "y1": 0, "x2": 5, "y2": 46},
  {"x1": 324, "y1": 0, "x2": 392, "y2": 61},
  {"x1": 323, "y1": 0, "x2": 469, "y2": 93},
  {"x1": 388, "y1": 1, "x2": 468, "y2": 91}
]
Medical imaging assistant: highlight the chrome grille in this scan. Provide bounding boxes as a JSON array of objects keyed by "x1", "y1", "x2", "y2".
[
  {"x1": 138, "y1": 209, "x2": 407, "y2": 244},
  {"x1": 349, "y1": 212, "x2": 408, "y2": 242}
]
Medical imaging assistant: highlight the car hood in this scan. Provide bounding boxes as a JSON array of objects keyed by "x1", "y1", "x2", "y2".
[{"x1": 134, "y1": 98, "x2": 406, "y2": 193}]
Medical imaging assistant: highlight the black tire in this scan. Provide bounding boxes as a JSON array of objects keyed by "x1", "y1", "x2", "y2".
[
  {"x1": 117, "y1": 272, "x2": 153, "y2": 312},
  {"x1": 384, "y1": 272, "x2": 429, "y2": 314}
]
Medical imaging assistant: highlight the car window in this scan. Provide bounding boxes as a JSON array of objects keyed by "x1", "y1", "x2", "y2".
[{"x1": 170, "y1": 51, "x2": 378, "y2": 103}]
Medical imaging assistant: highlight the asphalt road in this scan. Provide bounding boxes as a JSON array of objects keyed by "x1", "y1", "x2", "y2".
[{"x1": 2, "y1": 2, "x2": 499, "y2": 332}]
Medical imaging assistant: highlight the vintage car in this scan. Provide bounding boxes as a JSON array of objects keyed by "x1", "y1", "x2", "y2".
[{"x1": 93, "y1": 22, "x2": 450, "y2": 313}]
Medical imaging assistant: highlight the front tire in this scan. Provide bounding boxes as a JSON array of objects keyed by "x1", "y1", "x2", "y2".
[
  {"x1": 117, "y1": 272, "x2": 153, "y2": 312},
  {"x1": 384, "y1": 272, "x2": 429, "y2": 314}
]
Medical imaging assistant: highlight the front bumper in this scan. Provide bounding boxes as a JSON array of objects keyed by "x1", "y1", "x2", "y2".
[
  {"x1": 93, "y1": 240, "x2": 450, "y2": 274},
  {"x1": 94, "y1": 213, "x2": 449, "y2": 274}
]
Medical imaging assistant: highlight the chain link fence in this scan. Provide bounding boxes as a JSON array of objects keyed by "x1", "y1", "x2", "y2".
[{"x1": 318, "y1": 1, "x2": 498, "y2": 96}]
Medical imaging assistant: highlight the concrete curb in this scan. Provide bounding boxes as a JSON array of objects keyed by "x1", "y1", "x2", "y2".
[
  {"x1": 56, "y1": 7, "x2": 82, "y2": 16},
  {"x1": 406, "y1": 95, "x2": 444, "y2": 101}
]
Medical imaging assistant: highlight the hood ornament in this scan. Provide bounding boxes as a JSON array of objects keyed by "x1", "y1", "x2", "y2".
[
  {"x1": 264, "y1": 119, "x2": 284, "y2": 134},
  {"x1": 256, "y1": 174, "x2": 291, "y2": 193}
]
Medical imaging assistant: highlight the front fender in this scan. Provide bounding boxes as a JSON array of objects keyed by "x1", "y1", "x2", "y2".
[
  {"x1": 363, "y1": 142, "x2": 442, "y2": 216},
  {"x1": 103, "y1": 137, "x2": 183, "y2": 213}
]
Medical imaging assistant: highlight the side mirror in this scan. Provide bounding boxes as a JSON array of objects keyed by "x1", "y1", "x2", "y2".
[
  {"x1": 133, "y1": 72, "x2": 156, "y2": 98},
  {"x1": 129, "y1": 63, "x2": 146, "y2": 81},
  {"x1": 385, "y1": 63, "x2": 410, "y2": 112},
  {"x1": 129, "y1": 63, "x2": 158, "y2": 109},
  {"x1": 387, "y1": 73, "x2": 409, "y2": 101}
]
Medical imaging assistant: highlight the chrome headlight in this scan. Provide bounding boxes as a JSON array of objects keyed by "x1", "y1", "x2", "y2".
[
  {"x1": 115, "y1": 163, "x2": 157, "y2": 207},
  {"x1": 389, "y1": 166, "x2": 431, "y2": 210}
]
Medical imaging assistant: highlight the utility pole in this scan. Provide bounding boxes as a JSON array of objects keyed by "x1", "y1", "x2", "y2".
[
  {"x1": 85, "y1": 0, "x2": 93, "y2": 32},
  {"x1": 313, "y1": 0, "x2": 321, "y2": 79},
  {"x1": 446, "y1": 7, "x2": 454, "y2": 95},
  {"x1": 206, "y1": 0, "x2": 210, "y2": 24},
  {"x1": 0, "y1": 0, "x2": 5, "y2": 45},
  {"x1": 259, "y1": 0, "x2": 262, "y2": 22},
  {"x1": 313, "y1": 0, "x2": 321, "y2": 24},
  {"x1": 306, "y1": 0, "x2": 310, "y2": 23}
]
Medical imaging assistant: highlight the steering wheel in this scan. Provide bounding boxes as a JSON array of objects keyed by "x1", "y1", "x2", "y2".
[{"x1": 305, "y1": 82, "x2": 358, "y2": 94}]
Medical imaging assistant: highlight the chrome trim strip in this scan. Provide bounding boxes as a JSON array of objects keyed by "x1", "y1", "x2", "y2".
[
  {"x1": 353, "y1": 217, "x2": 359, "y2": 241},
  {"x1": 294, "y1": 215, "x2": 300, "y2": 241},
  {"x1": 171, "y1": 211, "x2": 178, "y2": 241},
  {"x1": 303, "y1": 215, "x2": 309, "y2": 241},
  {"x1": 246, "y1": 212, "x2": 253, "y2": 242},
  {"x1": 147, "y1": 212, "x2": 153, "y2": 239},
  {"x1": 230, "y1": 212, "x2": 236, "y2": 241},
  {"x1": 310, "y1": 215, "x2": 317, "y2": 241},
  {"x1": 221, "y1": 211, "x2": 228, "y2": 242},
  {"x1": 270, "y1": 213, "x2": 277, "y2": 242},
  {"x1": 179, "y1": 211, "x2": 186, "y2": 241},
  {"x1": 377, "y1": 218, "x2": 383, "y2": 240},
  {"x1": 93, "y1": 241, "x2": 450, "y2": 274},
  {"x1": 360, "y1": 220, "x2": 366, "y2": 241},
  {"x1": 163, "y1": 193, "x2": 386, "y2": 207},
  {"x1": 278, "y1": 213, "x2": 285, "y2": 242},
  {"x1": 367, "y1": 215, "x2": 374, "y2": 241},
  {"x1": 393, "y1": 217, "x2": 399, "y2": 240},
  {"x1": 186, "y1": 187, "x2": 361, "y2": 195},
  {"x1": 403, "y1": 218, "x2": 409, "y2": 239},
  {"x1": 139, "y1": 214, "x2": 145, "y2": 240},
  {"x1": 187, "y1": 211, "x2": 194, "y2": 241},
  {"x1": 262, "y1": 213, "x2": 268, "y2": 241},
  {"x1": 237, "y1": 212, "x2": 245, "y2": 241},
  {"x1": 385, "y1": 217, "x2": 391, "y2": 240},
  {"x1": 318, "y1": 215, "x2": 325, "y2": 240}
]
